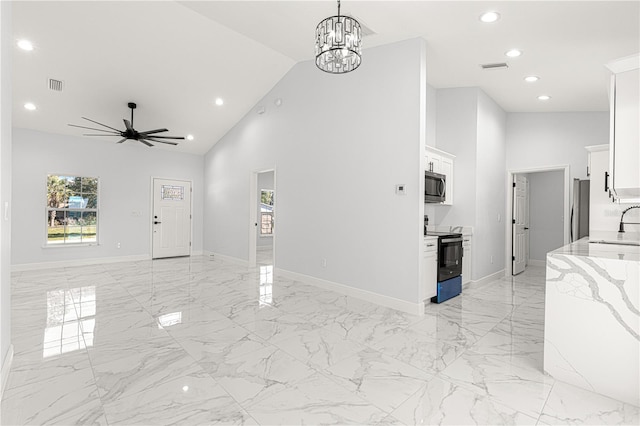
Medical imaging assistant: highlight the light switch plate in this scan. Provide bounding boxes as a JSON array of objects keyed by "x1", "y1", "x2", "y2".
[{"x1": 396, "y1": 184, "x2": 406, "y2": 195}]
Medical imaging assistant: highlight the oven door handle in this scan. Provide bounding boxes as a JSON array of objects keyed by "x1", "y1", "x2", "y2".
[{"x1": 441, "y1": 237, "x2": 463, "y2": 243}]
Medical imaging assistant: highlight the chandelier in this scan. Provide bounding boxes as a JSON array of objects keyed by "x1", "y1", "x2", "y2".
[{"x1": 315, "y1": 0, "x2": 362, "y2": 74}]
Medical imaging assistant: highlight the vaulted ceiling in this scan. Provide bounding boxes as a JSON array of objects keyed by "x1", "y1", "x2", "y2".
[{"x1": 12, "y1": 1, "x2": 640, "y2": 154}]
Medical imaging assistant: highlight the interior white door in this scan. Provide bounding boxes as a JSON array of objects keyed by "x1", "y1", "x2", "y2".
[
  {"x1": 512, "y1": 175, "x2": 527, "y2": 275},
  {"x1": 152, "y1": 178, "x2": 191, "y2": 259},
  {"x1": 525, "y1": 178, "x2": 530, "y2": 265}
]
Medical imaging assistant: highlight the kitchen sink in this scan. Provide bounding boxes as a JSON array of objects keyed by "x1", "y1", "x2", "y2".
[{"x1": 588, "y1": 240, "x2": 640, "y2": 247}]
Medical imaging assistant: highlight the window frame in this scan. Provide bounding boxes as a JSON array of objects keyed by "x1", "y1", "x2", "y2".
[{"x1": 45, "y1": 174, "x2": 100, "y2": 247}]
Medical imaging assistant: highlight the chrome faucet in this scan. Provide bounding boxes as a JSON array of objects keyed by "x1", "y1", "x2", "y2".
[{"x1": 618, "y1": 205, "x2": 640, "y2": 233}]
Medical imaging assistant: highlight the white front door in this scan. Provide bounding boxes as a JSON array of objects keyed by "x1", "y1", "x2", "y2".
[
  {"x1": 512, "y1": 175, "x2": 528, "y2": 275},
  {"x1": 152, "y1": 178, "x2": 191, "y2": 259}
]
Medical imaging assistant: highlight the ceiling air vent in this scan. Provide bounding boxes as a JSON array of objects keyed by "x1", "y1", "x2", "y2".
[
  {"x1": 481, "y1": 62, "x2": 509, "y2": 70},
  {"x1": 347, "y1": 14, "x2": 375, "y2": 37},
  {"x1": 48, "y1": 78, "x2": 64, "y2": 92},
  {"x1": 360, "y1": 22, "x2": 376, "y2": 37}
]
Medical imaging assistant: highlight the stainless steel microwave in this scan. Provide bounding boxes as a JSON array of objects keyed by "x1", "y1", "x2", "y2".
[{"x1": 425, "y1": 170, "x2": 446, "y2": 203}]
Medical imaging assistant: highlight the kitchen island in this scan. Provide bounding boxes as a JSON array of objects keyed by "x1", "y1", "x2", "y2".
[{"x1": 544, "y1": 232, "x2": 640, "y2": 406}]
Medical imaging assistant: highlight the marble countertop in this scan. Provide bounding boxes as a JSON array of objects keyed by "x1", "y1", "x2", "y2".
[
  {"x1": 426, "y1": 225, "x2": 473, "y2": 236},
  {"x1": 549, "y1": 231, "x2": 640, "y2": 262}
]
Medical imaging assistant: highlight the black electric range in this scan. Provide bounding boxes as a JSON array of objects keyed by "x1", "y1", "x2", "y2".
[{"x1": 425, "y1": 231, "x2": 463, "y2": 303}]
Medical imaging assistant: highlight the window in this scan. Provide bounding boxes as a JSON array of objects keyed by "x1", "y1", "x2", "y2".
[
  {"x1": 260, "y1": 189, "x2": 274, "y2": 236},
  {"x1": 46, "y1": 175, "x2": 98, "y2": 245}
]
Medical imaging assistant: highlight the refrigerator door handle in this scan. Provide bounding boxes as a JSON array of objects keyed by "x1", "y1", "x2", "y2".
[{"x1": 570, "y1": 205, "x2": 574, "y2": 242}]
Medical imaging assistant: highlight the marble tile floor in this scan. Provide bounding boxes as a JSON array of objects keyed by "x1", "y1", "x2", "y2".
[{"x1": 2, "y1": 258, "x2": 638, "y2": 425}]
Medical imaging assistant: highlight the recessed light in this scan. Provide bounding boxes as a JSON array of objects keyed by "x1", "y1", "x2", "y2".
[
  {"x1": 538, "y1": 95, "x2": 551, "y2": 101},
  {"x1": 215, "y1": 98, "x2": 224, "y2": 106},
  {"x1": 479, "y1": 12, "x2": 500, "y2": 23},
  {"x1": 524, "y1": 76, "x2": 540, "y2": 83},
  {"x1": 186, "y1": 134, "x2": 194, "y2": 141},
  {"x1": 505, "y1": 49, "x2": 522, "y2": 58},
  {"x1": 17, "y1": 39, "x2": 34, "y2": 51},
  {"x1": 24, "y1": 102, "x2": 36, "y2": 111}
]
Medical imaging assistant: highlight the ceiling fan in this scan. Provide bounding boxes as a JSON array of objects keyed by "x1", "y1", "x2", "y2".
[{"x1": 68, "y1": 102, "x2": 184, "y2": 147}]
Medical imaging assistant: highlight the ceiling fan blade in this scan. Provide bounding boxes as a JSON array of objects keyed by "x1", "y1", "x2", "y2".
[
  {"x1": 138, "y1": 139, "x2": 154, "y2": 147},
  {"x1": 116, "y1": 138, "x2": 127, "y2": 144},
  {"x1": 82, "y1": 134, "x2": 122, "y2": 137},
  {"x1": 81, "y1": 117, "x2": 121, "y2": 132},
  {"x1": 123, "y1": 119, "x2": 134, "y2": 132},
  {"x1": 146, "y1": 138, "x2": 178, "y2": 146},
  {"x1": 68, "y1": 124, "x2": 121, "y2": 134},
  {"x1": 138, "y1": 128, "x2": 168, "y2": 136},
  {"x1": 142, "y1": 135, "x2": 185, "y2": 140}
]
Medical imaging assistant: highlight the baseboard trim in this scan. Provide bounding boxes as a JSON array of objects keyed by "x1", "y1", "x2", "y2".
[
  {"x1": 12, "y1": 254, "x2": 151, "y2": 272},
  {"x1": 1, "y1": 344, "x2": 14, "y2": 400},
  {"x1": 471, "y1": 269, "x2": 506, "y2": 287},
  {"x1": 204, "y1": 251, "x2": 249, "y2": 267},
  {"x1": 275, "y1": 268, "x2": 424, "y2": 316},
  {"x1": 528, "y1": 259, "x2": 546, "y2": 267}
]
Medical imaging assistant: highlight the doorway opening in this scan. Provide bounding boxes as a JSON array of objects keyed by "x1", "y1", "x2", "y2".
[
  {"x1": 249, "y1": 170, "x2": 275, "y2": 267},
  {"x1": 506, "y1": 166, "x2": 570, "y2": 276}
]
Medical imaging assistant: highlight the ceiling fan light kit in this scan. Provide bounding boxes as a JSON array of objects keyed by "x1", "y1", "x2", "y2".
[
  {"x1": 68, "y1": 102, "x2": 184, "y2": 147},
  {"x1": 315, "y1": 0, "x2": 362, "y2": 74}
]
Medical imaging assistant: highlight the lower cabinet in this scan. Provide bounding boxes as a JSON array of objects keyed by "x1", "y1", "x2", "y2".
[
  {"x1": 462, "y1": 236, "x2": 472, "y2": 285},
  {"x1": 422, "y1": 237, "x2": 438, "y2": 300}
]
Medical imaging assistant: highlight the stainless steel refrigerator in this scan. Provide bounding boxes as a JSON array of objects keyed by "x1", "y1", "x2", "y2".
[{"x1": 571, "y1": 179, "x2": 590, "y2": 242}]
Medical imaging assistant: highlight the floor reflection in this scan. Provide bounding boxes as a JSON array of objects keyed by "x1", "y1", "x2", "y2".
[
  {"x1": 43, "y1": 286, "x2": 95, "y2": 358},
  {"x1": 259, "y1": 265, "x2": 273, "y2": 307},
  {"x1": 157, "y1": 311, "x2": 183, "y2": 329}
]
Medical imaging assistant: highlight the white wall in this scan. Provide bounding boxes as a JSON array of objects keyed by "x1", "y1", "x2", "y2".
[
  {"x1": 1, "y1": 0, "x2": 13, "y2": 390},
  {"x1": 11, "y1": 129, "x2": 204, "y2": 266},
  {"x1": 474, "y1": 90, "x2": 506, "y2": 279},
  {"x1": 204, "y1": 38, "x2": 426, "y2": 303},
  {"x1": 423, "y1": 83, "x2": 437, "y2": 222},
  {"x1": 434, "y1": 88, "x2": 478, "y2": 230},
  {"x1": 426, "y1": 84, "x2": 437, "y2": 148},
  {"x1": 506, "y1": 112, "x2": 609, "y2": 179},
  {"x1": 527, "y1": 171, "x2": 565, "y2": 261},
  {"x1": 257, "y1": 171, "x2": 274, "y2": 247},
  {"x1": 435, "y1": 88, "x2": 506, "y2": 280}
]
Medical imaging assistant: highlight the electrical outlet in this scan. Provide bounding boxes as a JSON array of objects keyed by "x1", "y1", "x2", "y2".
[
  {"x1": 116, "y1": 242, "x2": 121, "y2": 249},
  {"x1": 321, "y1": 258, "x2": 327, "y2": 268}
]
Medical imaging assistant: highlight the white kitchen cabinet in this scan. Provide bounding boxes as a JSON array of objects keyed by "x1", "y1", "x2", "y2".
[
  {"x1": 422, "y1": 237, "x2": 438, "y2": 301},
  {"x1": 605, "y1": 54, "x2": 640, "y2": 200},
  {"x1": 425, "y1": 147, "x2": 455, "y2": 205},
  {"x1": 425, "y1": 151, "x2": 441, "y2": 174},
  {"x1": 588, "y1": 146, "x2": 612, "y2": 233},
  {"x1": 462, "y1": 235, "x2": 472, "y2": 285}
]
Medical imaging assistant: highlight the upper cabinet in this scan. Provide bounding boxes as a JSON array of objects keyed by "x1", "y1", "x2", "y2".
[
  {"x1": 425, "y1": 147, "x2": 455, "y2": 205},
  {"x1": 605, "y1": 54, "x2": 640, "y2": 201}
]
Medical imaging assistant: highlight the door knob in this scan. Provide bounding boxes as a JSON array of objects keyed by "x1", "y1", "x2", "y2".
[{"x1": 154, "y1": 221, "x2": 161, "y2": 224}]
